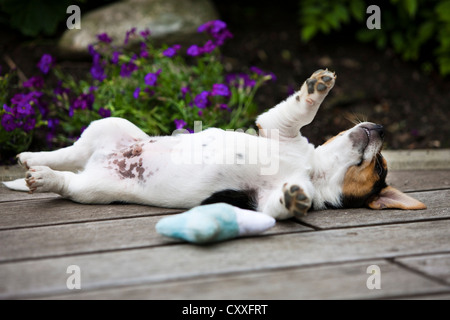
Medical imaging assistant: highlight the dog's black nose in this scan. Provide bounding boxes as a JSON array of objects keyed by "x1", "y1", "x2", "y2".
[{"x1": 373, "y1": 124, "x2": 385, "y2": 140}]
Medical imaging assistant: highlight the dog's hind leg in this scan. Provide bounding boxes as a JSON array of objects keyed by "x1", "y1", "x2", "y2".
[
  {"x1": 256, "y1": 69, "x2": 336, "y2": 139},
  {"x1": 25, "y1": 165, "x2": 139, "y2": 204},
  {"x1": 18, "y1": 117, "x2": 149, "y2": 171}
]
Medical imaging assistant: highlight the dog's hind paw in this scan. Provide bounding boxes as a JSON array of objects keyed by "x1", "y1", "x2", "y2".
[
  {"x1": 25, "y1": 166, "x2": 59, "y2": 193},
  {"x1": 282, "y1": 183, "x2": 312, "y2": 218}
]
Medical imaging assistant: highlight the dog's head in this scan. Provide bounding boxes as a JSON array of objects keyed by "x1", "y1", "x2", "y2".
[{"x1": 315, "y1": 122, "x2": 426, "y2": 210}]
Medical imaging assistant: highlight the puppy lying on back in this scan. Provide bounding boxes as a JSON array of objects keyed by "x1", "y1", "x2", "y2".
[{"x1": 4, "y1": 70, "x2": 426, "y2": 220}]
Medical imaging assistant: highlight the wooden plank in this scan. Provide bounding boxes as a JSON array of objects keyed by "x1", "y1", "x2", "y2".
[
  {"x1": 0, "y1": 184, "x2": 59, "y2": 203},
  {"x1": 39, "y1": 260, "x2": 449, "y2": 300},
  {"x1": 0, "y1": 217, "x2": 310, "y2": 262},
  {"x1": 299, "y1": 190, "x2": 449, "y2": 230},
  {"x1": 387, "y1": 170, "x2": 450, "y2": 192},
  {"x1": 0, "y1": 197, "x2": 182, "y2": 230},
  {"x1": 1, "y1": 220, "x2": 449, "y2": 299},
  {"x1": 396, "y1": 254, "x2": 450, "y2": 285},
  {"x1": 383, "y1": 150, "x2": 450, "y2": 171},
  {"x1": 0, "y1": 165, "x2": 25, "y2": 181}
]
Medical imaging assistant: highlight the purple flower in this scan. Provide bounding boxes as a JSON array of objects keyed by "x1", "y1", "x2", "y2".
[
  {"x1": 71, "y1": 93, "x2": 95, "y2": 114},
  {"x1": 219, "y1": 103, "x2": 231, "y2": 111},
  {"x1": 1, "y1": 113, "x2": 16, "y2": 131},
  {"x1": 163, "y1": 44, "x2": 181, "y2": 58},
  {"x1": 211, "y1": 83, "x2": 230, "y2": 97},
  {"x1": 174, "y1": 119, "x2": 187, "y2": 129},
  {"x1": 22, "y1": 117, "x2": 36, "y2": 132},
  {"x1": 111, "y1": 51, "x2": 120, "y2": 64},
  {"x1": 181, "y1": 86, "x2": 190, "y2": 98},
  {"x1": 47, "y1": 118, "x2": 59, "y2": 130},
  {"x1": 194, "y1": 91, "x2": 210, "y2": 109},
  {"x1": 23, "y1": 76, "x2": 44, "y2": 89},
  {"x1": 140, "y1": 29, "x2": 151, "y2": 40},
  {"x1": 120, "y1": 61, "x2": 138, "y2": 78},
  {"x1": 16, "y1": 102, "x2": 34, "y2": 116},
  {"x1": 3, "y1": 104, "x2": 14, "y2": 114},
  {"x1": 37, "y1": 54, "x2": 53, "y2": 74},
  {"x1": 197, "y1": 20, "x2": 233, "y2": 46},
  {"x1": 54, "y1": 81, "x2": 71, "y2": 96},
  {"x1": 187, "y1": 45, "x2": 203, "y2": 57},
  {"x1": 124, "y1": 27, "x2": 136, "y2": 45},
  {"x1": 98, "y1": 107, "x2": 111, "y2": 118},
  {"x1": 202, "y1": 40, "x2": 216, "y2": 54},
  {"x1": 10, "y1": 92, "x2": 42, "y2": 115},
  {"x1": 133, "y1": 87, "x2": 141, "y2": 99},
  {"x1": 144, "y1": 69, "x2": 162, "y2": 86},
  {"x1": 226, "y1": 73, "x2": 256, "y2": 88},
  {"x1": 97, "y1": 32, "x2": 112, "y2": 44},
  {"x1": 198, "y1": 20, "x2": 227, "y2": 34},
  {"x1": 88, "y1": 44, "x2": 97, "y2": 56},
  {"x1": 140, "y1": 42, "x2": 149, "y2": 58},
  {"x1": 90, "y1": 63, "x2": 106, "y2": 82},
  {"x1": 214, "y1": 29, "x2": 233, "y2": 46},
  {"x1": 250, "y1": 66, "x2": 264, "y2": 75},
  {"x1": 163, "y1": 47, "x2": 176, "y2": 57}
]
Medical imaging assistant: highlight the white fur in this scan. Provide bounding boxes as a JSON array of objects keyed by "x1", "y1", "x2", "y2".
[{"x1": 4, "y1": 70, "x2": 382, "y2": 219}]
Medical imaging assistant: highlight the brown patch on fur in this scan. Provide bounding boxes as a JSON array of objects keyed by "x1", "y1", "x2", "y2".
[
  {"x1": 342, "y1": 158, "x2": 379, "y2": 199},
  {"x1": 123, "y1": 144, "x2": 143, "y2": 158}
]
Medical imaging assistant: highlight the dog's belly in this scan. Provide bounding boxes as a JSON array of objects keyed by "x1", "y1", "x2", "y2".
[{"x1": 91, "y1": 128, "x2": 282, "y2": 207}]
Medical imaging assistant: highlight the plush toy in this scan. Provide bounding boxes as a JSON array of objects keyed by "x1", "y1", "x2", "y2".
[{"x1": 156, "y1": 203, "x2": 275, "y2": 244}]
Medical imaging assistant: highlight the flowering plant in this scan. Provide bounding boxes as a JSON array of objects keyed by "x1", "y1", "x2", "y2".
[{"x1": 0, "y1": 20, "x2": 275, "y2": 164}]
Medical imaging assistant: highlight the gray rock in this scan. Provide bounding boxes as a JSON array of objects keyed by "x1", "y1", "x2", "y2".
[{"x1": 58, "y1": 0, "x2": 218, "y2": 56}]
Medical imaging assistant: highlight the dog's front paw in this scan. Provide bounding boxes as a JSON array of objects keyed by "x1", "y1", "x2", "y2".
[
  {"x1": 306, "y1": 69, "x2": 335, "y2": 94},
  {"x1": 26, "y1": 166, "x2": 58, "y2": 193},
  {"x1": 297, "y1": 69, "x2": 336, "y2": 106},
  {"x1": 282, "y1": 183, "x2": 312, "y2": 218}
]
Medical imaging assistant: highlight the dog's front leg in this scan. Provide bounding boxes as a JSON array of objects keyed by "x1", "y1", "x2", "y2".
[
  {"x1": 260, "y1": 177, "x2": 315, "y2": 220},
  {"x1": 256, "y1": 69, "x2": 336, "y2": 139}
]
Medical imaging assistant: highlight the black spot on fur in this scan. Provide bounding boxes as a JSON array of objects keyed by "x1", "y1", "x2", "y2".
[{"x1": 201, "y1": 189, "x2": 257, "y2": 211}]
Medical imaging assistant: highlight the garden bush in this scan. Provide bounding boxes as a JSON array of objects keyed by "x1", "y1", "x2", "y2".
[
  {"x1": 0, "y1": 20, "x2": 275, "y2": 164},
  {"x1": 298, "y1": 0, "x2": 450, "y2": 75}
]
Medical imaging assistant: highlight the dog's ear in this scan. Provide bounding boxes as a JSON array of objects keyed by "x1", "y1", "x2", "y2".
[{"x1": 368, "y1": 186, "x2": 427, "y2": 210}]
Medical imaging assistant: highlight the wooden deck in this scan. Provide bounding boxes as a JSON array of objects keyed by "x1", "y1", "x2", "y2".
[{"x1": 0, "y1": 167, "x2": 449, "y2": 300}]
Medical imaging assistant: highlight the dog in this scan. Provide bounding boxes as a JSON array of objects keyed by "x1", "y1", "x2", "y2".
[{"x1": 4, "y1": 69, "x2": 426, "y2": 220}]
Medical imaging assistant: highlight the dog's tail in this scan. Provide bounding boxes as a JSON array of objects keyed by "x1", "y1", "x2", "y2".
[{"x1": 2, "y1": 179, "x2": 29, "y2": 192}]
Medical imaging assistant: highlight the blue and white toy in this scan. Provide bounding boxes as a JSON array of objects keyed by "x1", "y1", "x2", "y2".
[{"x1": 156, "y1": 203, "x2": 275, "y2": 244}]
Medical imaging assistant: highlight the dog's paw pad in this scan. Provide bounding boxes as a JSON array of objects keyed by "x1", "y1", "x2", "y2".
[
  {"x1": 305, "y1": 69, "x2": 336, "y2": 95},
  {"x1": 282, "y1": 184, "x2": 312, "y2": 217}
]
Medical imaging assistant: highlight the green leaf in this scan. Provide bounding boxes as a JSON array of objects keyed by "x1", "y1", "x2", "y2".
[
  {"x1": 1, "y1": 0, "x2": 72, "y2": 36},
  {"x1": 349, "y1": 0, "x2": 366, "y2": 22},
  {"x1": 301, "y1": 25, "x2": 318, "y2": 42},
  {"x1": 403, "y1": 0, "x2": 418, "y2": 17},
  {"x1": 417, "y1": 21, "x2": 435, "y2": 44},
  {"x1": 435, "y1": 0, "x2": 450, "y2": 22},
  {"x1": 391, "y1": 32, "x2": 405, "y2": 52}
]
